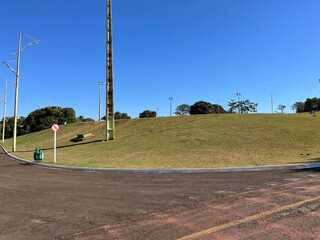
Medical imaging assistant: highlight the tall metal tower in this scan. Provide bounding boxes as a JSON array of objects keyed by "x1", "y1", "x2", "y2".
[{"x1": 106, "y1": 0, "x2": 115, "y2": 140}]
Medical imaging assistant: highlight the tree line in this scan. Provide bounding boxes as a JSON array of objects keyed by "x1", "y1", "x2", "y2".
[
  {"x1": 0, "y1": 99, "x2": 259, "y2": 139},
  {"x1": 138, "y1": 99, "x2": 258, "y2": 118},
  {"x1": 293, "y1": 97, "x2": 320, "y2": 113},
  {"x1": 111, "y1": 96, "x2": 319, "y2": 120},
  {"x1": 1, "y1": 106, "x2": 77, "y2": 139}
]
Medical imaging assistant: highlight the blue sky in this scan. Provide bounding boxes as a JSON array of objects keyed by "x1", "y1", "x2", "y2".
[{"x1": 1, "y1": 0, "x2": 320, "y2": 119}]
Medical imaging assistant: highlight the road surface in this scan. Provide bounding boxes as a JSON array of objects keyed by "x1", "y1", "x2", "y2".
[{"x1": 0, "y1": 149, "x2": 319, "y2": 239}]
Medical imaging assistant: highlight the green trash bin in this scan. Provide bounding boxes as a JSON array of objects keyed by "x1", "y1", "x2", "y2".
[
  {"x1": 38, "y1": 148, "x2": 44, "y2": 161},
  {"x1": 33, "y1": 148, "x2": 39, "y2": 161}
]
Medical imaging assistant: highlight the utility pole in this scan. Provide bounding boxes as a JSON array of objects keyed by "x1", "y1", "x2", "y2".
[
  {"x1": 236, "y1": 92, "x2": 241, "y2": 114},
  {"x1": 98, "y1": 81, "x2": 103, "y2": 121},
  {"x1": 2, "y1": 33, "x2": 40, "y2": 151},
  {"x1": 2, "y1": 80, "x2": 7, "y2": 143},
  {"x1": 12, "y1": 32, "x2": 22, "y2": 152},
  {"x1": 169, "y1": 97, "x2": 173, "y2": 116},
  {"x1": 271, "y1": 94, "x2": 274, "y2": 114},
  {"x1": 106, "y1": 0, "x2": 115, "y2": 140}
]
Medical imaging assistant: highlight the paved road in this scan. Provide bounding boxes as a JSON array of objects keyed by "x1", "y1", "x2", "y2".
[{"x1": 0, "y1": 149, "x2": 319, "y2": 240}]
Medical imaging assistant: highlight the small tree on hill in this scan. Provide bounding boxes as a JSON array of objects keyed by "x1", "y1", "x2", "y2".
[
  {"x1": 293, "y1": 102, "x2": 305, "y2": 113},
  {"x1": 190, "y1": 101, "x2": 225, "y2": 115},
  {"x1": 228, "y1": 99, "x2": 258, "y2": 114},
  {"x1": 212, "y1": 104, "x2": 226, "y2": 114},
  {"x1": 77, "y1": 115, "x2": 84, "y2": 122},
  {"x1": 175, "y1": 104, "x2": 190, "y2": 116},
  {"x1": 115, "y1": 111, "x2": 131, "y2": 120},
  {"x1": 139, "y1": 110, "x2": 157, "y2": 118},
  {"x1": 190, "y1": 101, "x2": 215, "y2": 115},
  {"x1": 304, "y1": 98, "x2": 319, "y2": 112},
  {"x1": 277, "y1": 104, "x2": 286, "y2": 114},
  {"x1": 83, "y1": 118, "x2": 95, "y2": 122}
]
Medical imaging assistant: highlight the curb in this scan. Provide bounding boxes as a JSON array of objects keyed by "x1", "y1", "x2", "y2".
[{"x1": 2, "y1": 145, "x2": 320, "y2": 174}]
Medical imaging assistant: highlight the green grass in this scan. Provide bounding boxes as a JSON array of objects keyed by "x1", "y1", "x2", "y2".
[{"x1": 2, "y1": 113, "x2": 320, "y2": 169}]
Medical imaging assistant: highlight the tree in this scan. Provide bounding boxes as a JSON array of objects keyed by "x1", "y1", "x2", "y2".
[
  {"x1": 174, "y1": 104, "x2": 190, "y2": 116},
  {"x1": 77, "y1": 115, "x2": 96, "y2": 122},
  {"x1": 1, "y1": 117, "x2": 26, "y2": 139},
  {"x1": 190, "y1": 101, "x2": 214, "y2": 114},
  {"x1": 190, "y1": 101, "x2": 210, "y2": 115},
  {"x1": 115, "y1": 112, "x2": 122, "y2": 119},
  {"x1": 228, "y1": 99, "x2": 258, "y2": 113},
  {"x1": 190, "y1": 101, "x2": 226, "y2": 115},
  {"x1": 115, "y1": 111, "x2": 131, "y2": 120},
  {"x1": 293, "y1": 102, "x2": 305, "y2": 113},
  {"x1": 304, "y1": 98, "x2": 319, "y2": 112},
  {"x1": 212, "y1": 104, "x2": 226, "y2": 114},
  {"x1": 277, "y1": 104, "x2": 286, "y2": 114},
  {"x1": 77, "y1": 115, "x2": 84, "y2": 122},
  {"x1": 83, "y1": 118, "x2": 95, "y2": 122},
  {"x1": 228, "y1": 100, "x2": 239, "y2": 113},
  {"x1": 25, "y1": 106, "x2": 76, "y2": 133},
  {"x1": 62, "y1": 108, "x2": 77, "y2": 123},
  {"x1": 139, "y1": 110, "x2": 157, "y2": 118}
]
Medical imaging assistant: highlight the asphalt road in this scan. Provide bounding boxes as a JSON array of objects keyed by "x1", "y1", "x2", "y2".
[{"x1": 0, "y1": 149, "x2": 319, "y2": 240}]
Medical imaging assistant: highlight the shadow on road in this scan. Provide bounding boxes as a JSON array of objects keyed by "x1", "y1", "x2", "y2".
[
  {"x1": 294, "y1": 167, "x2": 320, "y2": 173},
  {"x1": 0, "y1": 162, "x2": 33, "y2": 167}
]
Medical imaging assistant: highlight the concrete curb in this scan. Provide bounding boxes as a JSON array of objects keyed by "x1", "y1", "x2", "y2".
[{"x1": 2, "y1": 145, "x2": 320, "y2": 174}]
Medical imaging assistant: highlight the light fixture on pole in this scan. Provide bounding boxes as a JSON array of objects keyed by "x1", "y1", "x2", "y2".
[
  {"x1": 169, "y1": 97, "x2": 173, "y2": 116},
  {"x1": 1, "y1": 61, "x2": 19, "y2": 79},
  {"x1": 98, "y1": 81, "x2": 103, "y2": 121}
]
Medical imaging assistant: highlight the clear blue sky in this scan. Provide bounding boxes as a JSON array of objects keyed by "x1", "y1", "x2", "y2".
[{"x1": 1, "y1": 0, "x2": 320, "y2": 119}]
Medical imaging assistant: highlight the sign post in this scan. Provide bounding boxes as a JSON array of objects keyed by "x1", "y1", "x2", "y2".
[{"x1": 51, "y1": 124, "x2": 60, "y2": 163}]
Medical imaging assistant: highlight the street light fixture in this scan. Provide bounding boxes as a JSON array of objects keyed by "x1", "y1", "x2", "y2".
[{"x1": 1, "y1": 61, "x2": 20, "y2": 79}]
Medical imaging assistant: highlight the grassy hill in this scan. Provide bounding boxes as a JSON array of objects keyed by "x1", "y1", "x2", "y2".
[{"x1": 2, "y1": 113, "x2": 320, "y2": 169}]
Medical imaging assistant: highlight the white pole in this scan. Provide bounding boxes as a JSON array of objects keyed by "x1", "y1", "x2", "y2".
[
  {"x1": 271, "y1": 94, "x2": 274, "y2": 114},
  {"x1": 2, "y1": 80, "x2": 7, "y2": 143},
  {"x1": 13, "y1": 32, "x2": 22, "y2": 152},
  {"x1": 54, "y1": 131, "x2": 57, "y2": 163},
  {"x1": 169, "y1": 97, "x2": 173, "y2": 116},
  {"x1": 98, "y1": 81, "x2": 103, "y2": 121}
]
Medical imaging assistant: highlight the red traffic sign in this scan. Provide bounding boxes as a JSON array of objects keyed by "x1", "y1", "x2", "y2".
[{"x1": 51, "y1": 124, "x2": 60, "y2": 132}]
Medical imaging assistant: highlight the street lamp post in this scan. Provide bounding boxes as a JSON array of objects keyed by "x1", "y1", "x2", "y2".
[
  {"x1": 98, "y1": 81, "x2": 103, "y2": 121},
  {"x1": 2, "y1": 80, "x2": 7, "y2": 143},
  {"x1": 271, "y1": 94, "x2": 274, "y2": 114},
  {"x1": 3, "y1": 33, "x2": 41, "y2": 152},
  {"x1": 169, "y1": 97, "x2": 173, "y2": 116},
  {"x1": 12, "y1": 32, "x2": 22, "y2": 152},
  {"x1": 236, "y1": 92, "x2": 241, "y2": 114}
]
